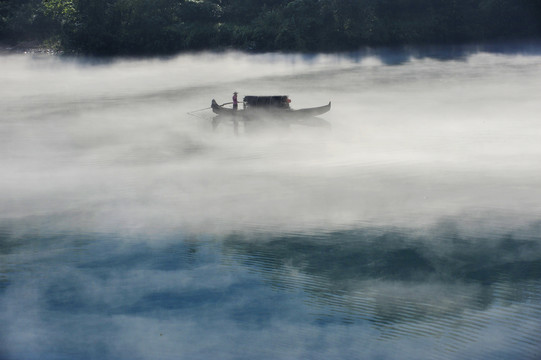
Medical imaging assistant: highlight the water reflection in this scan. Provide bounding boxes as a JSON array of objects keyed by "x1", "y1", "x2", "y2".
[
  {"x1": 222, "y1": 225, "x2": 541, "y2": 358},
  {"x1": 1, "y1": 218, "x2": 541, "y2": 359}
]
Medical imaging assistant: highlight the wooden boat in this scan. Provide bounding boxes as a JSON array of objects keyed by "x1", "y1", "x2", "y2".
[{"x1": 211, "y1": 95, "x2": 331, "y2": 119}]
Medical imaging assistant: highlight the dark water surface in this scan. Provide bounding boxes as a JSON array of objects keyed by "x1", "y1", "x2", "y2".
[{"x1": 1, "y1": 48, "x2": 541, "y2": 359}]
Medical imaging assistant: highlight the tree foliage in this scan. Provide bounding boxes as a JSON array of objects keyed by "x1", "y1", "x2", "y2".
[{"x1": 1, "y1": 0, "x2": 540, "y2": 55}]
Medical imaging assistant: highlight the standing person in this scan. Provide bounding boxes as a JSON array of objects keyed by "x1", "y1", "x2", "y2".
[
  {"x1": 232, "y1": 92, "x2": 238, "y2": 110},
  {"x1": 232, "y1": 92, "x2": 239, "y2": 135}
]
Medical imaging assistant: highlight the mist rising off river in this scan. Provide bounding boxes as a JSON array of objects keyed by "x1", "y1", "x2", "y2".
[{"x1": 1, "y1": 47, "x2": 541, "y2": 359}]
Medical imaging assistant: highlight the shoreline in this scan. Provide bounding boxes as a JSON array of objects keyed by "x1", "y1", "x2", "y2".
[
  {"x1": 1, "y1": 39, "x2": 540, "y2": 60},
  {"x1": 0, "y1": 41, "x2": 62, "y2": 55}
]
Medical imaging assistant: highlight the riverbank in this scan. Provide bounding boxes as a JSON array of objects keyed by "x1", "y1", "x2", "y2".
[{"x1": 0, "y1": 41, "x2": 61, "y2": 55}]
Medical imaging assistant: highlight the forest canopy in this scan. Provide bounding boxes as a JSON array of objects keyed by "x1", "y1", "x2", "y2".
[{"x1": 1, "y1": 0, "x2": 540, "y2": 55}]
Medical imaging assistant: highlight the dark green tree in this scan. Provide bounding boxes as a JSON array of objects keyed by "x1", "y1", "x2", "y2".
[{"x1": 1, "y1": 0, "x2": 540, "y2": 55}]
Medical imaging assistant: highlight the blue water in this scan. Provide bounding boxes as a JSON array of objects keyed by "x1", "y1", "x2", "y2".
[
  {"x1": 1, "y1": 48, "x2": 541, "y2": 359},
  {"x1": 2, "y1": 225, "x2": 540, "y2": 359}
]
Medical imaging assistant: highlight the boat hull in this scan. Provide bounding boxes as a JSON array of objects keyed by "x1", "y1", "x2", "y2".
[{"x1": 211, "y1": 99, "x2": 331, "y2": 120}]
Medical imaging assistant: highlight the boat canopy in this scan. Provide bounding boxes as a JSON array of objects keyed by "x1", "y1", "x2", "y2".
[{"x1": 243, "y1": 96, "x2": 290, "y2": 109}]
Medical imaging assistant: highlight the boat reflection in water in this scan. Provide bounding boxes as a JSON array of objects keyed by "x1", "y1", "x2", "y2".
[{"x1": 211, "y1": 95, "x2": 331, "y2": 134}]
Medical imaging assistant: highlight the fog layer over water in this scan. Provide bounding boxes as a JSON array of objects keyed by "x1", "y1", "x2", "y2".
[
  {"x1": 2, "y1": 51, "x2": 541, "y2": 233},
  {"x1": 1, "y1": 49, "x2": 541, "y2": 359}
]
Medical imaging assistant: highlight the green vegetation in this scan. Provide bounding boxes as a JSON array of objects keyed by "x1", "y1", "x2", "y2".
[{"x1": 1, "y1": 0, "x2": 540, "y2": 55}]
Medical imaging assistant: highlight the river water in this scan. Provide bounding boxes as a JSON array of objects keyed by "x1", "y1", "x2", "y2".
[{"x1": 1, "y1": 45, "x2": 541, "y2": 359}]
